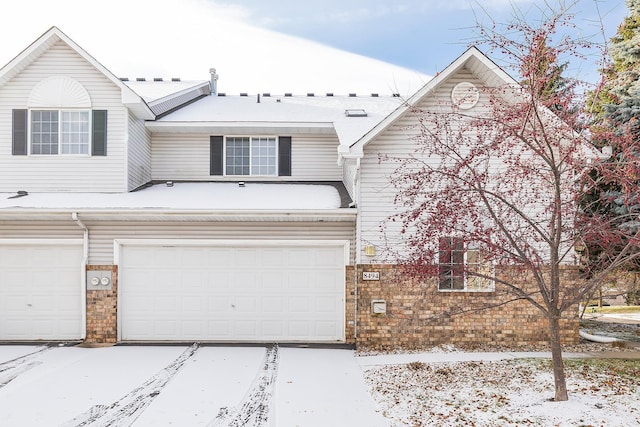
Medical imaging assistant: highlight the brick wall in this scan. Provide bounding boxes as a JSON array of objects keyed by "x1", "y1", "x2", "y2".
[
  {"x1": 353, "y1": 264, "x2": 579, "y2": 351},
  {"x1": 85, "y1": 265, "x2": 118, "y2": 344}
]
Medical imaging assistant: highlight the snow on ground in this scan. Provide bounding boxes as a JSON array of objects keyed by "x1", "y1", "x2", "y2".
[
  {"x1": 362, "y1": 353, "x2": 640, "y2": 427},
  {"x1": 0, "y1": 344, "x2": 638, "y2": 426}
]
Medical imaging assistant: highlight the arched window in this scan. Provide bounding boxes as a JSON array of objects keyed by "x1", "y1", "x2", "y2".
[{"x1": 12, "y1": 76, "x2": 107, "y2": 156}]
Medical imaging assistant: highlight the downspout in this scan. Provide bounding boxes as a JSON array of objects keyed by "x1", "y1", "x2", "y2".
[
  {"x1": 352, "y1": 157, "x2": 361, "y2": 340},
  {"x1": 72, "y1": 212, "x2": 88, "y2": 341}
]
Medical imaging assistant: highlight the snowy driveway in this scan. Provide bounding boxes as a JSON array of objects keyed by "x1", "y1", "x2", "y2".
[{"x1": 0, "y1": 344, "x2": 386, "y2": 427}]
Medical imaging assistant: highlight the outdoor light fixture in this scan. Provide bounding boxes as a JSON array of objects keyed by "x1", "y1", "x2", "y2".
[{"x1": 364, "y1": 245, "x2": 376, "y2": 257}]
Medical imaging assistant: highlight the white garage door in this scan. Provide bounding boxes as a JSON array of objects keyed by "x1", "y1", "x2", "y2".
[
  {"x1": 118, "y1": 241, "x2": 347, "y2": 342},
  {"x1": 0, "y1": 240, "x2": 83, "y2": 341}
]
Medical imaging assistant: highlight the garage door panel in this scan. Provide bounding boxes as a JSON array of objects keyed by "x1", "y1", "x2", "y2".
[
  {"x1": 120, "y1": 243, "x2": 345, "y2": 342},
  {"x1": 0, "y1": 242, "x2": 82, "y2": 341}
]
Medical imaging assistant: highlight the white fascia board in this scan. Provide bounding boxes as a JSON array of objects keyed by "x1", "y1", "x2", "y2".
[
  {"x1": 0, "y1": 27, "x2": 155, "y2": 120},
  {"x1": 0, "y1": 30, "x2": 59, "y2": 87},
  {"x1": 348, "y1": 47, "x2": 517, "y2": 153},
  {"x1": 0, "y1": 208, "x2": 357, "y2": 222},
  {"x1": 146, "y1": 121, "x2": 336, "y2": 135},
  {"x1": 147, "y1": 82, "x2": 211, "y2": 107}
]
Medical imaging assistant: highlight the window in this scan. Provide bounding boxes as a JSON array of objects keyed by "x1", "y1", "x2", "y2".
[
  {"x1": 438, "y1": 237, "x2": 465, "y2": 290},
  {"x1": 225, "y1": 136, "x2": 277, "y2": 176},
  {"x1": 210, "y1": 135, "x2": 290, "y2": 177},
  {"x1": 438, "y1": 236, "x2": 494, "y2": 291},
  {"x1": 30, "y1": 110, "x2": 90, "y2": 155}
]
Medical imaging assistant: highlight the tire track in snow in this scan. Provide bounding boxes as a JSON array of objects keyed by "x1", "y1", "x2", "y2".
[
  {"x1": 0, "y1": 346, "x2": 50, "y2": 388},
  {"x1": 210, "y1": 345, "x2": 279, "y2": 427},
  {"x1": 62, "y1": 343, "x2": 199, "y2": 427}
]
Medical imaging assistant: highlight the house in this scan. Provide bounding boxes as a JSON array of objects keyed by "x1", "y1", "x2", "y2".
[{"x1": 0, "y1": 27, "x2": 578, "y2": 348}]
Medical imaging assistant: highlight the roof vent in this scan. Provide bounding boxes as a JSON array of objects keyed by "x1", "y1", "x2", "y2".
[
  {"x1": 171, "y1": 77, "x2": 181, "y2": 82},
  {"x1": 349, "y1": 93, "x2": 357, "y2": 97},
  {"x1": 326, "y1": 93, "x2": 334, "y2": 97},
  {"x1": 119, "y1": 77, "x2": 129, "y2": 81},
  {"x1": 240, "y1": 93, "x2": 248, "y2": 97},
  {"x1": 218, "y1": 92, "x2": 226, "y2": 97},
  {"x1": 154, "y1": 77, "x2": 163, "y2": 82},
  {"x1": 285, "y1": 93, "x2": 292, "y2": 97},
  {"x1": 209, "y1": 68, "x2": 218, "y2": 95},
  {"x1": 307, "y1": 93, "x2": 314, "y2": 97},
  {"x1": 371, "y1": 93, "x2": 379, "y2": 97},
  {"x1": 262, "y1": 93, "x2": 271, "y2": 97},
  {"x1": 392, "y1": 93, "x2": 400, "y2": 97},
  {"x1": 345, "y1": 109, "x2": 367, "y2": 117},
  {"x1": 136, "y1": 77, "x2": 146, "y2": 82}
]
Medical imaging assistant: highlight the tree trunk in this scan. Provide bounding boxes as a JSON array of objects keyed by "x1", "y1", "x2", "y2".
[{"x1": 548, "y1": 315, "x2": 568, "y2": 401}]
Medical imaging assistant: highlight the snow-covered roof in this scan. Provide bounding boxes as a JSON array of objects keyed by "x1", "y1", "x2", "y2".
[
  {"x1": 147, "y1": 93, "x2": 406, "y2": 147},
  {"x1": 123, "y1": 80, "x2": 210, "y2": 104},
  {"x1": 0, "y1": 182, "x2": 342, "y2": 211}
]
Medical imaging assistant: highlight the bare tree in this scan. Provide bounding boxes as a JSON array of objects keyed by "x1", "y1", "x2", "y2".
[{"x1": 381, "y1": 2, "x2": 640, "y2": 401}]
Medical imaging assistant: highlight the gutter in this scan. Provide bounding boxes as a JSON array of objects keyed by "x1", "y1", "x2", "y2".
[
  {"x1": 72, "y1": 212, "x2": 88, "y2": 341},
  {"x1": 0, "y1": 208, "x2": 358, "y2": 222}
]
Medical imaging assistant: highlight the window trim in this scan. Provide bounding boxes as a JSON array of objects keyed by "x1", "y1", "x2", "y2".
[
  {"x1": 223, "y1": 135, "x2": 279, "y2": 177},
  {"x1": 438, "y1": 236, "x2": 495, "y2": 292},
  {"x1": 28, "y1": 108, "x2": 92, "y2": 156}
]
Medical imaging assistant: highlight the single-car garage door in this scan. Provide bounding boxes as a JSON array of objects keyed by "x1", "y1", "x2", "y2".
[
  {"x1": 118, "y1": 240, "x2": 347, "y2": 342},
  {"x1": 0, "y1": 240, "x2": 83, "y2": 341}
]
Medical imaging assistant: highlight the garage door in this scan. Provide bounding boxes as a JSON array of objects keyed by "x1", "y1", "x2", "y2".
[
  {"x1": 118, "y1": 241, "x2": 347, "y2": 342},
  {"x1": 0, "y1": 240, "x2": 83, "y2": 341}
]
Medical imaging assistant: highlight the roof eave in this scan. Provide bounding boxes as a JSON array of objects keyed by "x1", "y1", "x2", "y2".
[
  {"x1": 146, "y1": 121, "x2": 337, "y2": 135},
  {"x1": 0, "y1": 208, "x2": 357, "y2": 222},
  {"x1": 348, "y1": 46, "x2": 518, "y2": 152},
  {"x1": 0, "y1": 26, "x2": 155, "y2": 120}
]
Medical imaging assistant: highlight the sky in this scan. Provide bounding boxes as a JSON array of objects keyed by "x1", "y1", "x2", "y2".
[{"x1": 0, "y1": 0, "x2": 629, "y2": 95}]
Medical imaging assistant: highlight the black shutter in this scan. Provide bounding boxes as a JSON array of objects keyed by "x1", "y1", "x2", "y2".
[
  {"x1": 278, "y1": 136, "x2": 292, "y2": 176},
  {"x1": 210, "y1": 135, "x2": 224, "y2": 175},
  {"x1": 12, "y1": 109, "x2": 27, "y2": 155},
  {"x1": 92, "y1": 110, "x2": 107, "y2": 156}
]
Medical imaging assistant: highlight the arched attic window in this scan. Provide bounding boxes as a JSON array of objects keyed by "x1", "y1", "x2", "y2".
[{"x1": 12, "y1": 76, "x2": 107, "y2": 156}]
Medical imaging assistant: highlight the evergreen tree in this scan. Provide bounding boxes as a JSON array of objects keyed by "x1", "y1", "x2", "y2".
[
  {"x1": 591, "y1": 0, "x2": 640, "y2": 131},
  {"x1": 584, "y1": 0, "x2": 640, "y2": 303}
]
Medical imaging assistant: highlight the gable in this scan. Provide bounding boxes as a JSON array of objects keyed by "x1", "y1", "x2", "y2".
[
  {"x1": 345, "y1": 47, "x2": 517, "y2": 159},
  {"x1": 0, "y1": 27, "x2": 153, "y2": 120}
]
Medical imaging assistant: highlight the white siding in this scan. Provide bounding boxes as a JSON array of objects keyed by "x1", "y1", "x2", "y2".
[
  {"x1": 85, "y1": 221, "x2": 356, "y2": 265},
  {"x1": 0, "y1": 221, "x2": 83, "y2": 239},
  {"x1": 150, "y1": 134, "x2": 342, "y2": 181},
  {"x1": 0, "y1": 41, "x2": 127, "y2": 192},
  {"x1": 127, "y1": 111, "x2": 152, "y2": 190},
  {"x1": 0, "y1": 219, "x2": 356, "y2": 265},
  {"x1": 358, "y1": 69, "x2": 488, "y2": 263}
]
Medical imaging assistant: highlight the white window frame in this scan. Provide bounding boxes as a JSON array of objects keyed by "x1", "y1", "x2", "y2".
[
  {"x1": 29, "y1": 109, "x2": 91, "y2": 156},
  {"x1": 438, "y1": 236, "x2": 495, "y2": 292},
  {"x1": 224, "y1": 136, "x2": 278, "y2": 176}
]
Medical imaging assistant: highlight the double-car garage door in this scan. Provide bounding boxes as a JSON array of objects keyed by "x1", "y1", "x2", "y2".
[
  {"x1": 118, "y1": 241, "x2": 347, "y2": 342},
  {"x1": 0, "y1": 240, "x2": 83, "y2": 341}
]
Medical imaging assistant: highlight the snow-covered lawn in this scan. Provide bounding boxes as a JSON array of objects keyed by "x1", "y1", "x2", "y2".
[
  {"x1": 362, "y1": 353, "x2": 640, "y2": 426},
  {"x1": 0, "y1": 343, "x2": 638, "y2": 426}
]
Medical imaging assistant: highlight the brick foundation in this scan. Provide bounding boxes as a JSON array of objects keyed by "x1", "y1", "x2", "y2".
[
  {"x1": 85, "y1": 265, "x2": 118, "y2": 344},
  {"x1": 353, "y1": 264, "x2": 579, "y2": 351}
]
